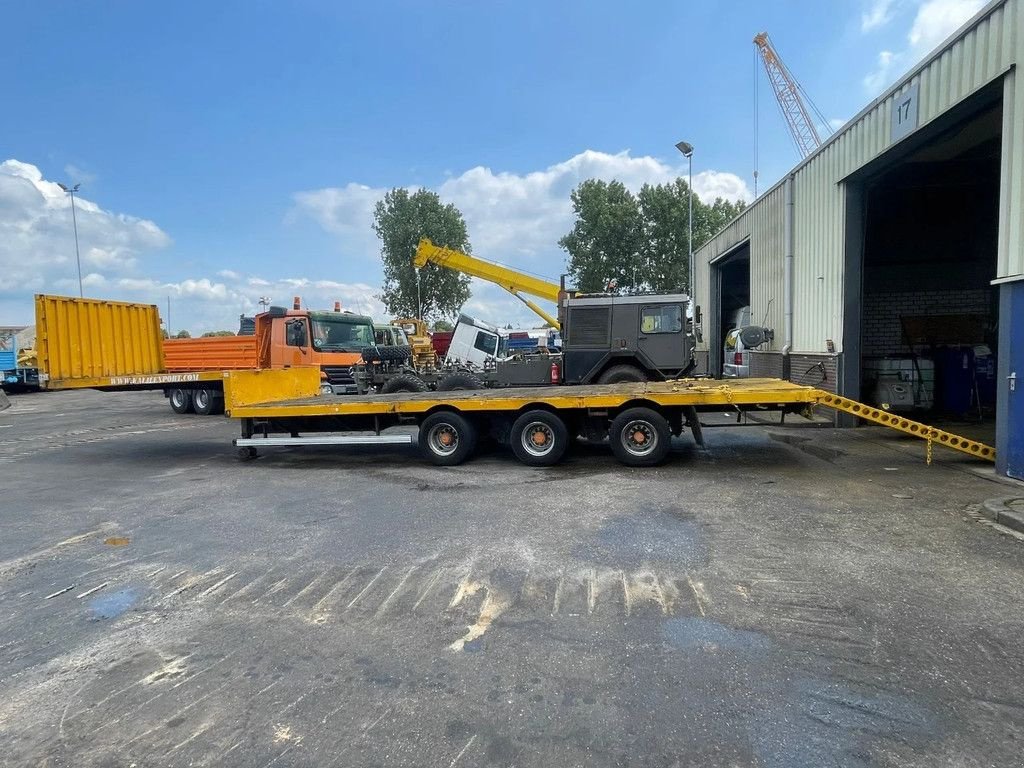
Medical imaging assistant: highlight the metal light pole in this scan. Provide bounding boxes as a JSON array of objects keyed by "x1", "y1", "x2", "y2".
[
  {"x1": 674, "y1": 142, "x2": 694, "y2": 299},
  {"x1": 57, "y1": 183, "x2": 83, "y2": 297},
  {"x1": 258, "y1": 296, "x2": 272, "y2": 312}
]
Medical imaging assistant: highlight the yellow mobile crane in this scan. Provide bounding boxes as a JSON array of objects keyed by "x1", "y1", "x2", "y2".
[{"x1": 413, "y1": 239, "x2": 562, "y2": 329}]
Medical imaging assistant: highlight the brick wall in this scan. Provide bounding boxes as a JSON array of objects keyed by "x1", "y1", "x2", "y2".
[{"x1": 862, "y1": 288, "x2": 990, "y2": 357}]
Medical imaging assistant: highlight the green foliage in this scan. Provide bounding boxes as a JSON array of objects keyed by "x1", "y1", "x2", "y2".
[
  {"x1": 432, "y1": 319, "x2": 454, "y2": 332},
  {"x1": 201, "y1": 330, "x2": 235, "y2": 337},
  {"x1": 173, "y1": 330, "x2": 191, "y2": 339},
  {"x1": 373, "y1": 188, "x2": 472, "y2": 322},
  {"x1": 557, "y1": 180, "x2": 643, "y2": 293},
  {"x1": 560, "y1": 178, "x2": 747, "y2": 295}
]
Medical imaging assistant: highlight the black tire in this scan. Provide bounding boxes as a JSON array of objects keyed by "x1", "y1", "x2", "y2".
[
  {"x1": 193, "y1": 387, "x2": 222, "y2": 416},
  {"x1": 436, "y1": 371, "x2": 485, "y2": 391},
  {"x1": 418, "y1": 411, "x2": 477, "y2": 466},
  {"x1": 596, "y1": 364, "x2": 648, "y2": 385},
  {"x1": 510, "y1": 410, "x2": 569, "y2": 466},
  {"x1": 380, "y1": 373, "x2": 429, "y2": 395},
  {"x1": 362, "y1": 345, "x2": 412, "y2": 363},
  {"x1": 169, "y1": 388, "x2": 193, "y2": 414},
  {"x1": 609, "y1": 407, "x2": 671, "y2": 466}
]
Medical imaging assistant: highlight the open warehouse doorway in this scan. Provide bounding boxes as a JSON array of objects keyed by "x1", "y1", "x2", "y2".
[
  {"x1": 709, "y1": 242, "x2": 750, "y2": 378},
  {"x1": 848, "y1": 90, "x2": 1002, "y2": 443}
]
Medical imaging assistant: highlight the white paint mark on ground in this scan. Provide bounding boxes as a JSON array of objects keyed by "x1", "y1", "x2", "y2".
[
  {"x1": 687, "y1": 574, "x2": 709, "y2": 616},
  {"x1": 376, "y1": 566, "x2": 417, "y2": 617},
  {"x1": 43, "y1": 585, "x2": 75, "y2": 600},
  {"x1": 412, "y1": 567, "x2": 443, "y2": 612},
  {"x1": 75, "y1": 582, "x2": 109, "y2": 599},
  {"x1": 449, "y1": 734, "x2": 477, "y2": 767},
  {"x1": 200, "y1": 572, "x2": 238, "y2": 597},
  {"x1": 345, "y1": 567, "x2": 387, "y2": 611},
  {"x1": 449, "y1": 580, "x2": 510, "y2": 652}
]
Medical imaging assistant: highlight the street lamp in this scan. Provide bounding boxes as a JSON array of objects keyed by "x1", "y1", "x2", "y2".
[
  {"x1": 258, "y1": 296, "x2": 272, "y2": 312},
  {"x1": 674, "y1": 142, "x2": 694, "y2": 300},
  {"x1": 57, "y1": 182, "x2": 83, "y2": 297}
]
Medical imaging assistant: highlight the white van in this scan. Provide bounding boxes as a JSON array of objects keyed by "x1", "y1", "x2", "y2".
[{"x1": 722, "y1": 306, "x2": 752, "y2": 378}]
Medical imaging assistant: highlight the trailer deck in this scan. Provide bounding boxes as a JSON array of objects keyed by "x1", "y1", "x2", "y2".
[{"x1": 223, "y1": 369, "x2": 996, "y2": 465}]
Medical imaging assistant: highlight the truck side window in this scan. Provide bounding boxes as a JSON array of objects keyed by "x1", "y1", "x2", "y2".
[
  {"x1": 286, "y1": 319, "x2": 308, "y2": 347},
  {"x1": 641, "y1": 306, "x2": 682, "y2": 334},
  {"x1": 473, "y1": 330, "x2": 497, "y2": 356}
]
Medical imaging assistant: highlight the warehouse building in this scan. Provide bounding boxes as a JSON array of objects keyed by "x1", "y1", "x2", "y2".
[{"x1": 693, "y1": 0, "x2": 1024, "y2": 478}]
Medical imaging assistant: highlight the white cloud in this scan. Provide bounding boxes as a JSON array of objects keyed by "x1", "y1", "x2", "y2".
[
  {"x1": 0, "y1": 159, "x2": 170, "y2": 294},
  {"x1": 863, "y1": 0, "x2": 985, "y2": 93},
  {"x1": 63, "y1": 163, "x2": 96, "y2": 186},
  {"x1": 862, "y1": 0, "x2": 897, "y2": 31},
  {"x1": 291, "y1": 149, "x2": 752, "y2": 328},
  {"x1": 295, "y1": 148, "x2": 751, "y2": 269}
]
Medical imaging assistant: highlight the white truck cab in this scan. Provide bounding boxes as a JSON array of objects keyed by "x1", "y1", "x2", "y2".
[{"x1": 444, "y1": 314, "x2": 509, "y2": 367}]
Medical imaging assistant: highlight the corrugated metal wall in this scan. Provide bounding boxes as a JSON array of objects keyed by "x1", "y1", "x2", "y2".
[{"x1": 695, "y1": 0, "x2": 1022, "y2": 354}]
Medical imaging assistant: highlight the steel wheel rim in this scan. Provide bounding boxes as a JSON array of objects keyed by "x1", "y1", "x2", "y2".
[
  {"x1": 620, "y1": 420, "x2": 658, "y2": 456},
  {"x1": 171, "y1": 390, "x2": 188, "y2": 408},
  {"x1": 428, "y1": 423, "x2": 460, "y2": 456},
  {"x1": 520, "y1": 421, "x2": 555, "y2": 457},
  {"x1": 194, "y1": 389, "x2": 210, "y2": 410}
]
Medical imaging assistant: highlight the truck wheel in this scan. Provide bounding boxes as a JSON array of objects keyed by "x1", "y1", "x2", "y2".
[
  {"x1": 597, "y1": 365, "x2": 648, "y2": 385},
  {"x1": 609, "y1": 407, "x2": 671, "y2": 466},
  {"x1": 510, "y1": 410, "x2": 569, "y2": 466},
  {"x1": 436, "y1": 371, "x2": 485, "y2": 391},
  {"x1": 362, "y1": 345, "x2": 412, "y2": 363},
  {"x1": 381, "y1": 373, "x2": 429, "y2": 395},
  {"x1": 193, "y1": 388, "x2": 221, "y2": 416},
  {"x1": 419, "y1": 411, "x2": 477, "y2": 466},
  {"x1": 169, "y1": 388, "x2": 194, "y2": 414}
]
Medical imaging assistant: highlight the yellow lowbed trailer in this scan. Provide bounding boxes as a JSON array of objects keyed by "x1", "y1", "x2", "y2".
[
  {"x1": 223, "y1": 368, "x2": 996, "y2": 467},
  {"x1": 31, "y1": 294, "x2": 995, "y2": 468}
]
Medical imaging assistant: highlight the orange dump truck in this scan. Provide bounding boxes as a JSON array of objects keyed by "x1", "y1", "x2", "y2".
[{"x1": 34, "y1": 295, "x2": 376, "y2": 414}]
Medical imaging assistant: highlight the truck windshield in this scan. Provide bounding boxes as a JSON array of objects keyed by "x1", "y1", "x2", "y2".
[{"x1": 310, "y1": 315, "x2": 374, "y2": 352}]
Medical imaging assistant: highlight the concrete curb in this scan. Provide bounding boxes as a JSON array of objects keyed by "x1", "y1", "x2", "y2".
[
  {"x1": 980, "y1": 497, "x2": 1024, "y2": 535},
  {"x1": 0, "y1": 388, "x2": 9, "y2": 412}
]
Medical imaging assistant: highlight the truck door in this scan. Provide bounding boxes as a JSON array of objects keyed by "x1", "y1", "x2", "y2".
[
  {"x1": 637, "y1": 304, "x2": 686, "y2": 374},
  {"x1": 269, "y1": 317, "x2": 311, "y2": 368}
]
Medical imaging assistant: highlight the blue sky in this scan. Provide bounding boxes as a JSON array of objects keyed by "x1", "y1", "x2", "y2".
[{"x1": 0, "y1": 0, "x2": 984, "y2": 331}]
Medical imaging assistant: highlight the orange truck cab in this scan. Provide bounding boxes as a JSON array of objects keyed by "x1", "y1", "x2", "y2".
[{"x1": 164, "y1": 303, "x2": 375, "y2": 415}]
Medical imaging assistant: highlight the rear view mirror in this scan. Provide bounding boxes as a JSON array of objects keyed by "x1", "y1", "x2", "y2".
[{"x1": 286, "y1": 319, "x2": 308, "y2": 347}]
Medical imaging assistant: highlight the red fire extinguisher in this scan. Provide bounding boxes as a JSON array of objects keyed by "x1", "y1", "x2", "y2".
[{"x1": 550, "y1": 359, "x2": 561, "y2": 384}]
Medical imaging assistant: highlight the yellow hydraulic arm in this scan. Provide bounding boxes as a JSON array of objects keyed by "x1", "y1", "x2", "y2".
[{"x1": 413, "y1": 238, "x2": 562, "y2": 329}]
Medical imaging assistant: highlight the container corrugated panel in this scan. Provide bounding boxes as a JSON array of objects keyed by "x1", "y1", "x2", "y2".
[
  {"x1": 163, "y1": 336, "x2": 258, "y2": 372},
  {"x1": 35, "y1": 295, "x2": 165, "y2": 382},
  {"x1": 0, "y1": 349, "x2": 14, "y2": 372}
]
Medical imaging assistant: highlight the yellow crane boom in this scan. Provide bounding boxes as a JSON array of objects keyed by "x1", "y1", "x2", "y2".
[{"x1": 413, "y1": 238, "x2": 562, "y2": 329}]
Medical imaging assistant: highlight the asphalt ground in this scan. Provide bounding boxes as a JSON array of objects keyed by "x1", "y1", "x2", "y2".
[{"x1": 1, "y1": 388, "x2": 1022, "y2": 767}]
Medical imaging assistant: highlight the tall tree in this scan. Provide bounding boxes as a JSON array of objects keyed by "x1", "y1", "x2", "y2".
[
  {"x1": 373, "y1": 188, "x2": 472, "y2": 321},
  {"x1": 561, "y1": 178, "x2": 747, "y2": 294},
  {"x1": 558, "y1": 180, "x2": 643, "y2": 293},
  {"x1": 637, "y1": 179, "x2": 691, "y2": 293}
]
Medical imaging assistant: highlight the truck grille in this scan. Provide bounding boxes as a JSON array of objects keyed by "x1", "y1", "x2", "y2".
[{"x1": 321, "y1": 366, "x2": 354, "y2": 385}]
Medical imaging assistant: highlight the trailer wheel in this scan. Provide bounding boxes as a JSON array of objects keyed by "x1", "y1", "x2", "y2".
[
  {"x1": 609, "y1": 407, "x2": 671, "y2": 466},
  {"x1": 238, "y1": 446, "x2": 258, "y2": 461},
  {"x1": 381, "y1": 373, "x2": 429, "y2": 395},
  {"x1": 419, "y1": 411, "x2": 476, "y2": 466},
  {"x1": 169, "y1": 388, "x2": 194, "y2": 414},
  {"x1": 436, "y1": 371, "x2": 485, "y2": 391},
  {"x1": 510, "y1": 410, "x2": 569, "y2": 466},
  {"x1": 193, "y1": 388, "x2": 221, "y2": 416},
  {"x1": 597, "y1": 365, "x2": 648, "y2": 385}
]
